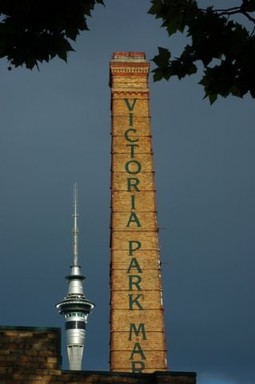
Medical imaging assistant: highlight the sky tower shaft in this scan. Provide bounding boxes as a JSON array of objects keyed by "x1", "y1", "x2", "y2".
[{"x1": 56, "y1": 183, "x2": 94, "y2": 370}]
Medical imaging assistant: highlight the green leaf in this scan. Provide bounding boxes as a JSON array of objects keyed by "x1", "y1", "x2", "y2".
[
  {"x1": 246, "y1": 0, "x2": 255, "y2": 12},
  {"x1": 0, "y1": 0, "x2": 104, "y2": 69},
  {"x1": 208, "y1": 93, "x2": 217, "y2": 104},
  {"x1": 152, "y1": 47, "x2": 171, "y2": 67}
]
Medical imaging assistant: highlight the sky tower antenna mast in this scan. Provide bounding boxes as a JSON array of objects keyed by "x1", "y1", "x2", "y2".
[
  {"x1": 73, "y1": 182, "x2": 79, "y2": 267},
  {"x1": 56, "y1": 183, "x2": 94, "y2": 370}
]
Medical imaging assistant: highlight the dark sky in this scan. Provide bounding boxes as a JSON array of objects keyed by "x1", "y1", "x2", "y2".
[{"x1": 0, "y1": 2, "x2": 254, "y2": 384}]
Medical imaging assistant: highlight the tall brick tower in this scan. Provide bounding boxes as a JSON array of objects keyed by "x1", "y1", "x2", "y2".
[{"x1": 109, "y1": 52, "x2": 168, "y2": 373}]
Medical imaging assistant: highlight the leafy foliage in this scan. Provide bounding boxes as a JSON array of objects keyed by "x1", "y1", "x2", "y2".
[
  {"x1": 149, "y1": 0, "x2": 255, "y2": 102},
  {"x1": 0, "y1": 0, "x2": 104, "y2": 69}
]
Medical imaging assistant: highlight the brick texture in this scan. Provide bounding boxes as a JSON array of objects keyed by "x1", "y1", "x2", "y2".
[
  {"x1": 109, "y1": 52, "x2": 167, "y2": 373},
  {"x1": 0, "y1": 325, "x2": 196, "y2": 383}
]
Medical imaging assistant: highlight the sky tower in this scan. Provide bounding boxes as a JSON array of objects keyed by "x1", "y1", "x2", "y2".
[{"x1": 56, "y1": 183, "x2": 94, "y2": 370}]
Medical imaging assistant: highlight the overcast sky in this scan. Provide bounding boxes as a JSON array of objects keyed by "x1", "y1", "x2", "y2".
[{"x1": 0, "y1": 2, "x2": 254, "y2": 384}]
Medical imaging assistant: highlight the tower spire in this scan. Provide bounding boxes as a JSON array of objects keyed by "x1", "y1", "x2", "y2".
[
  {"x1": 56, "y1": 183, "x2": 94, "y2": 371},
  {"x1": 73, "y1": 182, "x2": 79, "y2": 267}
]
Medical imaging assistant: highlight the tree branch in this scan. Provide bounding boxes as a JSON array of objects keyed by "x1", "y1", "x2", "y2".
[
  {"x1": 201, "y1": 5, "x2": 255, "y2": 24},
  {"x1": 201, "y1": 7, "x2": 241, "y2": 14},
  {"x1": 241, "y1": 10, "x2": 255, "y2": 23}
]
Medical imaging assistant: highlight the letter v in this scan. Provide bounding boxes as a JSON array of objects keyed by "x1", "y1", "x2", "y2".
[{"x1": 125, "y1": 99, "x2": 137, "y2": 111}]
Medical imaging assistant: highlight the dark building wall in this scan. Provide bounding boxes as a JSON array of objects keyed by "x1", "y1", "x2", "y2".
[{"x1": 0, "y1": 326, "x2": 196, "y2": 384}]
